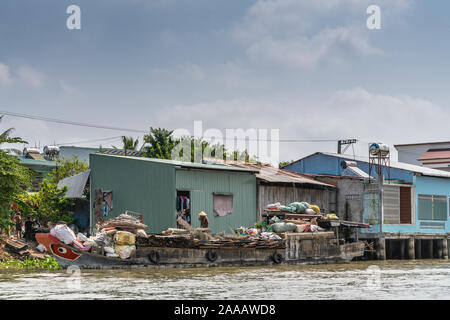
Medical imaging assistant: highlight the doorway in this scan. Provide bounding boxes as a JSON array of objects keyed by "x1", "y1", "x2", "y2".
[{"x1": 176, "y1": 190, "x2": 191, "y2": 228}]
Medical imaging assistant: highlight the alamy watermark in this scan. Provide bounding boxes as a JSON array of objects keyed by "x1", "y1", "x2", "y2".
[
  {"x1": 367, "y1": 5, "x2": 381, "y2": 30},
  {"x1": 170, "y1": 121, "x2": 280, "y2": 166},
  {"x1": 66, "y1": 265, "x2": 81, "y2": 290}
]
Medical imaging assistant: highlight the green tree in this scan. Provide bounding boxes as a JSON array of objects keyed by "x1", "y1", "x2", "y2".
[
  {"x1": 49, "y1": 155, "x2": 89, "y2": 184},
  {"x1": 29, "y1": 180, "x2": 75, "y2": 226},
  {"x1": 0, "y1": 150, "x2": 32, "y2": 233},
  {"x1": 141, "y1": 127, "x2": 179, "y2": 159},
  {"x1": 0, "y1": 116, "x2": 27, "y2": 145},
  {"x1": 113, "y1": 136, "x2": 139, "y2": 155}
]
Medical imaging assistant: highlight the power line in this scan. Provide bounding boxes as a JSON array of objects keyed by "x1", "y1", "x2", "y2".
[
  {"x1": 53, "y1": 135, "x2": 124, "y2": 146},
  {"x1": 0, "y1": 110, "x2": 148, "y2": 133},
  {"x1": 0, "y1": 110, "x2": 345, "y2": 143}
]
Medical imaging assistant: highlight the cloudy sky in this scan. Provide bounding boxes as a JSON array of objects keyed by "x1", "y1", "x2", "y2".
[{"x1": 1, "y1": 0, "x2": 449, "y2": 163}]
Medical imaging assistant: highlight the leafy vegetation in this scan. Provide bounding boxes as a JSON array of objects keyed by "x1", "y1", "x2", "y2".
[
  {"x1": 49, "y1": 155, "x2": 89, "y2": 184},
  {"x1": 141, "y1": 127, "x2": 179, "y2": 159},
  {"x1": 113, "y1": 136, "x2": 140, "y2": 154},
  {"x1": 141, "y1": 127, "x2": 258, "y2": 163},
  {"x1": 0, "y1": 150, "x2": 32, "y2": 233},
  {"x1": 27, "y1": 180, "x2": 75, "y2": 226},
  {"x1": 0, "y1": 256, "x2": 61, "y2": 270},
  {"x1": 0, "y1": 116, "x2": 28, "y2": 145}
]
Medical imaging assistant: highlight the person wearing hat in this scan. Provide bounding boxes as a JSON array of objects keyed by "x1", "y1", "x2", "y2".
[{"x1": 198, "y1": 211, "x2": 209, "y2": 228}]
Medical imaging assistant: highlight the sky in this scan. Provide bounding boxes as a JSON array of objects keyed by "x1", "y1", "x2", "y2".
[{"x1": 1, "y1": 0, "x2": 450, "y2": 163}]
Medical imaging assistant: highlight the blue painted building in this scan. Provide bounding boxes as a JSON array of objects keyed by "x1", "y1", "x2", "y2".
[{"x1": 283, "y1": 152, "x2": 450, "y2": 236}]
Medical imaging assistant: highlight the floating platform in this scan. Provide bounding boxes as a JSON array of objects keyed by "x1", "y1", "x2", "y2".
[{"x1": 36, "y1": 232, "x2": 364, "y2": 269}]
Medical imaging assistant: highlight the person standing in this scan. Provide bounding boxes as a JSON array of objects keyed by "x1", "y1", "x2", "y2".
[
  {"x1": 13, "y1": 213, "x2": 23, "y2": 239},
  {"x1": 24, "y1": 216, "x2": 34, "y2": 242},
  {"x1": 198, "y1": 211, "x2": 209, "y2": 228}
]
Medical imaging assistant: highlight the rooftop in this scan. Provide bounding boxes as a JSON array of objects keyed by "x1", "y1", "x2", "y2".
[
  {"x1": 229, "y1": 163, "x2": 335, "y2": 188},
  {"x1": 91, "y1": 153, "x2": 259, "y2": 173},
  {"x1": 290, "y1": 152, "x2": 450, "y2": 179},
  {"x1": 418, "y1": 149, "x2": 450, "y2": 161},
  {"x1": 394, "y1": 141, "x2": 450, "y2": 148}
]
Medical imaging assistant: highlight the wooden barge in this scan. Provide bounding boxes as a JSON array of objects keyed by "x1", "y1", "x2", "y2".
[{"x1": 35, "y1": 231, "x2": 365, "y2": 269}]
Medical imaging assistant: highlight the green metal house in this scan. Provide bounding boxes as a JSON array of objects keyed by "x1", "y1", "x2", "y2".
[{"x1": 89, "y1": 153, "x2": 258, "y2": 234}]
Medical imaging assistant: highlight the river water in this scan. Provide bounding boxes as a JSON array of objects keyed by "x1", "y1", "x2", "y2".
[{"x1": 1, "y1": 260, "x2": 450, "y2": 299}]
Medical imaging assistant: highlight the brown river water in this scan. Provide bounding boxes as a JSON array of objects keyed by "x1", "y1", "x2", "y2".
[{"x1": 1, "y1": 260, "x2": 450, "y2": 299}]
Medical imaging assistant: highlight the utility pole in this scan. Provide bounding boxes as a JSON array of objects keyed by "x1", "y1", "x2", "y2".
[{"x1": 337, "y1": 139, "x2": 357, "y2": 154}]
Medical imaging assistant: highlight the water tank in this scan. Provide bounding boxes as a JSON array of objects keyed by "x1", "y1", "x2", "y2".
[
  {"x1": 341, "y1": 160, "x2": 357, "y2": 169},
  {"x1": 369, "y1": 143, "x2": 389, "y2": 157},
  {"x1": 44, "y1": 145, "x2": 60, "y2": 155},
  {"x1": 23, "y1": 147, "x2": 40, "y2": 155}
]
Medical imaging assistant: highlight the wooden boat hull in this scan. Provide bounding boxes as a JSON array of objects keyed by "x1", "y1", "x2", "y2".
[{"x1": 36, "y1": 232, "x2": 364, "y2": 269}]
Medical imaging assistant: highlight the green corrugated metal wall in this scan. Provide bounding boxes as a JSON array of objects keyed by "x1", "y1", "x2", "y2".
[
  {"x1": 90, "y1": 154, "x2": 257, "y2": 234},
  {"x1": 90, "y1": 154, "x2": 176, "y2": 233},
  {"x1": 176, "y1": 169, "x2": 257, "y2": 234}
]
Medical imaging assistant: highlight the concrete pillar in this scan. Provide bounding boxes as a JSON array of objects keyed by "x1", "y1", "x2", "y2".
[
  {"x1": 437, "y1": 239, "x2": 443, "y2": 259},
  {"x1": 441, "y1": 239, "x2": 448, "y2": 259},
  {"x1": 408, "y1": 238, "x2": 415, "y2": 260},
  {"x1": 377, "y1": 238, "x2": 386, "y2": 260},
  {"x1": 428, "y1": 239, "x2": 433, "y2": 259},
  {"x1": 400, "y1": 240, "x2": 406, "y2": 259},
  {"x1": 415, "y1": 239, "x2": 422, "y2": 259}
]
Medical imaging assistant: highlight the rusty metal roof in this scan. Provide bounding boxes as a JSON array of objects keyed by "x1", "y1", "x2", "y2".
[
  {"x1": 418, "y1": 149, "x2": 450, "y2": 161},
  {"x1": 229, "y1": 163, "x2": 335, "y2": 188}
]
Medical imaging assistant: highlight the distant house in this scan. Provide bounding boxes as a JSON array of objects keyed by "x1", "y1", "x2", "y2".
[
  {"x1": 283, "y1": 152, "x2": 450, "y2": 236},
  {"x1": 395, "y1": 141, "x2": 450, "y2": 171},
  {"x1": 16, "y1": 148, "x2": 56, "y2": 190}
]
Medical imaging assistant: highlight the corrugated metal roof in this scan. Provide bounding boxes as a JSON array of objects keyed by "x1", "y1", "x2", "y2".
[
  {"x1": 318, "y1": 152, "x2": 450, "y2": 179},
  {"x1": 418, "y1": 149, "x2": 450, "y2": 161},
  {"x1": 394, "y1": 141, "x2": 450, "y2": 148},
  {"x1": 102, "y1": 149, "x2": 143, "y2": 157},
  {"x1": 342, "y1": 166, "x2": 373, "y2": 179},
  {"x1": 91, "y1": 154, "x2": 259, "y2": 173},
  {"x1": 18, "y1": 156, "x2": 56, "y2": 167},
  {"x1": 229, "y1": 163, "x2": 335, "y2": 187},
  {"x1": 58, "y1": 169, "x2": 90, "y2": 198}
]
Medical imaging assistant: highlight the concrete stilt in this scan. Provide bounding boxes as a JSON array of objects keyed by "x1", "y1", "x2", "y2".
[
  {"x1": 441, "y1": 239, "x2": 448, "y2": 259},
  {"x1": 377, "y1": 238, "x2": 386, "y2": 260},
  {"x1": 428, "y1": 240, "x2": 434, "y2": 259},
  {"x1": 408, "y1": 238, "x2": 415, "y2": 260},
  {"x1": 437, "y1": 239, "x2": 443, "y2": 259},
  {"x1": 400, "y1": 240, "x2": 406, "y2": 259},
  {"x1": 415, "y1": 239, "x2": 422, "y2": 259}
]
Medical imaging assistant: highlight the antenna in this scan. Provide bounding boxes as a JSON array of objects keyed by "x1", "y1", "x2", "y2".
[{"x1": 337, "y1": 139, "x2": 357, "y2": 154}]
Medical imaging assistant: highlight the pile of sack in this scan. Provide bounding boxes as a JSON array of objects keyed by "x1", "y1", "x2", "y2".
[
  {"x1": 101, "y1": 230, "x2": 137, "y2": 259},
  {"x1": 261, "y1": 215, "x2": 326, "y2": 235},
  {"x1": 49, "y1": 214, "x2": 149, "y2": 260},
  {"x1": 266, "y1": 201, "x2": 321, "y2": 215}
]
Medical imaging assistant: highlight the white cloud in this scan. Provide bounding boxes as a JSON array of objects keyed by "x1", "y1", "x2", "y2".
[
  {"x1": 17, "y1": 66, "x2": 45, "y2": 88},
  {"x1": 0, "y1": 63, "x2": 13, "y2": 86},
  {"x1": 151, "y1": 87, "x2": 446, "y2": 162},
  {"x1": 232, "y1": 0, "x2": 412, "y2": 68},
  {"x1": 59, "y1": 80, "x2": 83, "y2": 96}
]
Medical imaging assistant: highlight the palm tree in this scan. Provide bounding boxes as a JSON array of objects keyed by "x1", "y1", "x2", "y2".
[
  {"x1": 0, "y1": 115, "x2": 27, "y2": 145},
  {"x1": 113, "y1": 136, "x2": 139, "y2": 156}
]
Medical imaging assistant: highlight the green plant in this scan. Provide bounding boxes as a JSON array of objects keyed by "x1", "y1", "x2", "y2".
[
  {"x1": 0, "y1": 150, "x2": 32, "y2": 233},
  {"x1": 49, "y1": 155, "x2": 89, "y2": 184},
  {"x1": 29, "y1": 180, "x2": 75, "y2": 226},
  {"x1": 0, "y1": 256, "x2": 61, "y2": 270},
  {"x1": 0, "y1": 115, "x2": 28, "y2": 145}
]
